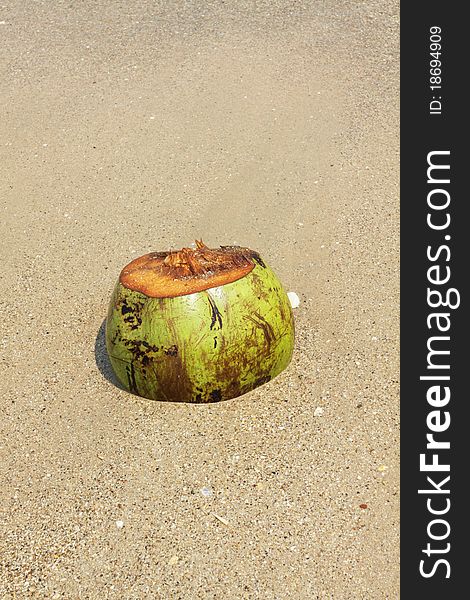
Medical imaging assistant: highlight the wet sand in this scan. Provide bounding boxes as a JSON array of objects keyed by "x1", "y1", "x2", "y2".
[{"x1": 1, "y1": 1, "x2": 399, "y2": 597}]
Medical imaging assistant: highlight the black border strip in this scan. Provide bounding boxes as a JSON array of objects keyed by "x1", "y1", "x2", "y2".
[{"x1": 401, "y1": 3, "x2": 466, "y2": 596}]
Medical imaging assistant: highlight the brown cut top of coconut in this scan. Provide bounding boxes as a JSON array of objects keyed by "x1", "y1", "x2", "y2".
[{"x1": 119, "y1": 240, "x2": 263, "y2": 298}]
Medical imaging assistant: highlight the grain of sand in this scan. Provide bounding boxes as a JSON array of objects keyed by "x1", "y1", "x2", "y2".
[{"x1": 1, "y1": 1, "x2": 399, "y2": 598}]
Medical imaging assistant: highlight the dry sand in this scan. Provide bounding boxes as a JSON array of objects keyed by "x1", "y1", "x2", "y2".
[{"x1": 1, "y1": 1, "x2": 399, "y2": 598}]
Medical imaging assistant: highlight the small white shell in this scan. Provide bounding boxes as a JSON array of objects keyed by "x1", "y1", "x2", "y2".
[{"x1": 287, "y1": 291, "x2": 300, "y2": 309}]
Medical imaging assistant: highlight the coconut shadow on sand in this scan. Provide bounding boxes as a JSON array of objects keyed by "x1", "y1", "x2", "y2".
[{"x1": 94, "y1": 318, "x2": 125, "y2": 391}]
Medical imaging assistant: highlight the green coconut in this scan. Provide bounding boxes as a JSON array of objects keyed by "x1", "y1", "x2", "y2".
[{"x1": 105, "y1": 241, "x2": 294, "y2": 402}]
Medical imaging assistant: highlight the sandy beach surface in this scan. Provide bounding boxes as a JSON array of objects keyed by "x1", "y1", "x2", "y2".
[{"x1": 1, "y1": 1, "x2": 399, "y2": 598}]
